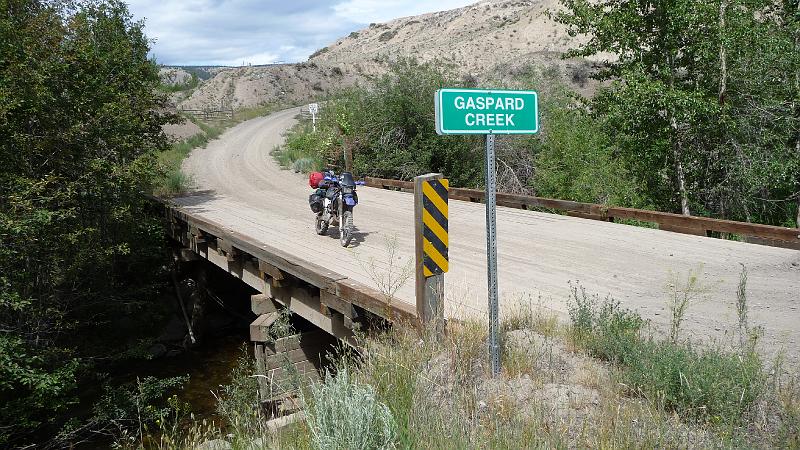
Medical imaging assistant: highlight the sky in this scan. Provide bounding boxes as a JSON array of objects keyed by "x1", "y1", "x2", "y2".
[{"x1": 126, "y1": 0, "x2": 477, "y2": 66}]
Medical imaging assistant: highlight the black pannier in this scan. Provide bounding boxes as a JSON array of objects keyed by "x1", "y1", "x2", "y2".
[{"x1": 309, "y1": 192, "x2": 324, "y2": 213}]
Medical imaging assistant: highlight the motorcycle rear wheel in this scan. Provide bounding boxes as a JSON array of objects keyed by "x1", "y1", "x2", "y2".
[
  {"x1": 340, "y1": 211, "x2": 354, "y2": 247},
  {"x1": 315, "y1": 214, "x2": 328, "y2": 235}
]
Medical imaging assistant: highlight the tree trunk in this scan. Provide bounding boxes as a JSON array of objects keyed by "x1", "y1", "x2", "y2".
[
  {"x1": 343, "y1": 137, "x2": 353, "y2": 173},
  {"x1": 796, "y1": 140, "x2": 799, "y2": 228},
  {"x1": 795, "y1": 6, "x2": 799, "y2": 227},
  {"x1": 718, "y1": 0, "x2": 728, "y2": 105},
  {"x1": 666, "y1": 48, "x2": 691, "y2": 216},
  {"x1": 670, "y1": 115, "x2": 692, "y2": 216}
]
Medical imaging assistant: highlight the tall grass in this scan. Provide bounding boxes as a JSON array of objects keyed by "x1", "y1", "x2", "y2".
[{"x1": 567, "y1": 282, "x2": 763, "y2": 426}]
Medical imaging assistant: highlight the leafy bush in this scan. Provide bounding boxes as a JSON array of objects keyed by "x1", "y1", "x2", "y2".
[
  {"x1": 568, "y1": 284, "x2": 763, "y2": 425},
  {"x1": 306, "y1": 369, "x2": 397, "y2": 450},
  {"x1": 92, "y1": 376, "x2": 188, "y2": 434},
  {"x1": 160, "y1": 169, "x2": 193, "y2": 196},
  {"x1": 273, "y1": 123, "x2": 327, "y2": 172},
  {"x1": 292, "y1": 157, "x2": 317, "y2": 173}
]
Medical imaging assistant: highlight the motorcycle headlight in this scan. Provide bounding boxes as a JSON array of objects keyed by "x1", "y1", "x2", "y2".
[{"x1": 342, "y1": 185, "x2": 354, "y2": 194}]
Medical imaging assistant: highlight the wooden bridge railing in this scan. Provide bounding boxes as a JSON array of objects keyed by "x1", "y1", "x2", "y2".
[{"x1": 364, "y1": 177, "x2": 800, "y2": 250}]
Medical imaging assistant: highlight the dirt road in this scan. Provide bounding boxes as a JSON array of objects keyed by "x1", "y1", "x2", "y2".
[{"x1": 176, "y1": 107, "x2": 800, "y2": 365}]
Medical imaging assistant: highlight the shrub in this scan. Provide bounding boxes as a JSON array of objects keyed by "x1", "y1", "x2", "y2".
[
  {"x1": 310, "y1": 46, "x2": 329, "y2": 58},
  {"x1": 378, "y1": 30, "x2": 397, "y2": 42},
  {"x1": 568, "y1": 284, "x2": 763, "y2": 426},
  {"x1": 273, "y1": 123, "x2": 327, "y2": 173},
  {"x1": 306, "y1": 369, "x2": 397, "y2": 450},
  {"x1": 160, "y1": 169, "x2": 192, "y2": 196},
  {"x1": 623, "y1": 340, "x2": 763, "y2": 425}
]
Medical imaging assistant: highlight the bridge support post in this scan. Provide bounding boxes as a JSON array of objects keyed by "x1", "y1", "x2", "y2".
[{"x1": 414, "y1": 173, "x2": 448, "y2": 336}]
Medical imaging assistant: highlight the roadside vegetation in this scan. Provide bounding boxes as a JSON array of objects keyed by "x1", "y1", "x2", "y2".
[{"x1": 129, "y1": 268, "x2": 798, "y2": 449}]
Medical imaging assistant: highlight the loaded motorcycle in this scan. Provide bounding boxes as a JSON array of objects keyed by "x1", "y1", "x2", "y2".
[{"x1": 308, "y1": 171, "x2": 359, "y2": 247}]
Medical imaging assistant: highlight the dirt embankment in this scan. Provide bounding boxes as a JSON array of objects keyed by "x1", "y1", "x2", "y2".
[{"x1": 176, "y1": 63, "x2": 363, "y2": 111}]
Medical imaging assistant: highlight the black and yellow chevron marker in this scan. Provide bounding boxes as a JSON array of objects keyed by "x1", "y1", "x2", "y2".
[{"x1": 422, "y1": 178, "x2": 449, "y2": 277}]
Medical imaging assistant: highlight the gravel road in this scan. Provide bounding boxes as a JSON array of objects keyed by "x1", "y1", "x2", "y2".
[{"x1": 175, "y1": 107, "x2": 800, "y2": 366}]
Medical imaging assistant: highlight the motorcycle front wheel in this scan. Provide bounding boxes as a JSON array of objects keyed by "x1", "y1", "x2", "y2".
[
  {"x1": 315, "y1": 214, "x2": 328, "y2": 235},
  {"x1": 340, "y1": 211, "x2": 354, "y2": 247}
]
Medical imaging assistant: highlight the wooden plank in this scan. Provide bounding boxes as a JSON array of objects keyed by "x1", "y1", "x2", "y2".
[
  {"x1": 159, "y1": 204, "x2": 346, "y2": 288},
  {"x1": 253, "y1": 342, "x2": 269, "y2": 399},
  {"x1": 608, "y1": 207, "x2": 799, "y2": 243},
  {"x1": 252, "y1": 294, "x2": 280, "y2": 315},
  {"x1": 242, "y1": 259, "x2": 264, "y2": 290},
  {"x1": 332, "y1": 278, "x2": 416, "y2": 323},
  {"x1": 320, "y1": 290, "x2": 353, "y2": 319},
  {"x1": 216, "y1": 237, "x2": 239, "y2": 262},
  {"x1": 265, "y1": 360, "x2": 321, "y2": 382},
  {"x1": 658, "y1": 223, "x2": 707, "y2": 237},
  {"x1": 566, "y1": 211, "x2": 610, "y2": 222},
  {"x1": 264, "y1": 344, "x2": 329, "y2": 371},
  {"x1": 743, "y1": 236, "x2": 800, "y2": 251},
  {"x1": 259, "y1": 260, "x2": 285, "y2": 287},
  {"x1": 250, "y1": 312, "x2": 279, "y2": 342}
]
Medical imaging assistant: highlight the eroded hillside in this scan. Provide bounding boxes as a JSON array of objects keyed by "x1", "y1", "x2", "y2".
[{"x1": 175, "y1": 0, "x2": 600, "y2": 110}]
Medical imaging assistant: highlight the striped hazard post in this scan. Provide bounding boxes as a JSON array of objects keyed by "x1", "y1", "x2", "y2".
[
  {"x1": 414, "y1": 173, "x2": 448, "y2": 334},
  {"x1": 422, "y1": 178, "x2": 449, "y2": 277}
]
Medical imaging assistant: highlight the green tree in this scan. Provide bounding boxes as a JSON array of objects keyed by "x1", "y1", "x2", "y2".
[
  {"x1": 320, "y1": 59, "x2": 484, "y2": 187},
  {"x1": 556, "y1": 0, "x2": 799, "y2": 225},
  {"x1": 0, "y1": 0, "x2": 172, "y2": 444}
]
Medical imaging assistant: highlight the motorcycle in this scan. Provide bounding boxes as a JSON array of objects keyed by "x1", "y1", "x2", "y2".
[{"x1": 309, "y1": 171, "x2": 358, "y2": 247}]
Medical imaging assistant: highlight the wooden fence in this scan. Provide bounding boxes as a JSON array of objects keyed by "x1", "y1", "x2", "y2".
[
  {"x1": 364, "y1": 177, "x2": 800, "y2": 250},
  {"x1": 179, "y1": 107, "x2": 234, "y2": 121}
]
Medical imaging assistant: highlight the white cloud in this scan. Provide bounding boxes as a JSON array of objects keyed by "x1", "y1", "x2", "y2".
[{"x1": 125, "y1": 0, "x2": 477, "y2": 65}]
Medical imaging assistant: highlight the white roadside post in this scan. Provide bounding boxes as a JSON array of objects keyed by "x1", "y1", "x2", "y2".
[
  {"x1": 435, "y1": 88, "x2": 539, "y2": 376},
  {"x1": 308, "y1": 102, "x2": 319, "y2": 132}
]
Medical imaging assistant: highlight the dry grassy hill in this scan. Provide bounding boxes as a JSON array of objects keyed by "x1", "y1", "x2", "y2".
[
  {"x1": 175, "y1": 0, "x2": 600, "y2": 111},
  {"x1": 311, "y1": 0, "x2": 597, "y2": 74}
]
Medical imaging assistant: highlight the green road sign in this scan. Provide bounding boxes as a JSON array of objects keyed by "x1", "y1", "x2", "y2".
[{"x1": 435, "y1": 88, "x2": 539, "y2": 135}]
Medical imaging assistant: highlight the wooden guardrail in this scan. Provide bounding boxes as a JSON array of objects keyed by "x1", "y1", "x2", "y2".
[
  {"x1": 364, "y1": 177, "x2": 800, "y2": 250},
  {"x1": 179, "y1": 107, "x2": 235, "y2": 121}
]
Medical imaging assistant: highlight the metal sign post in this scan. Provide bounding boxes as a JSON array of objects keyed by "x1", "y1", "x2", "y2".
[
  {"x1": 434, "y1": 87, "x2": 539, "y2": 376},
  {"x1": 484, "y1": 134, "x2": 500, "y2": 375}
]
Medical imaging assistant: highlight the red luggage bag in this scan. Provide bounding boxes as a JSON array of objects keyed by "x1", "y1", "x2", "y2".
[{"x1": 309, "y1": 171, "x2": 324, "y2": 188}]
